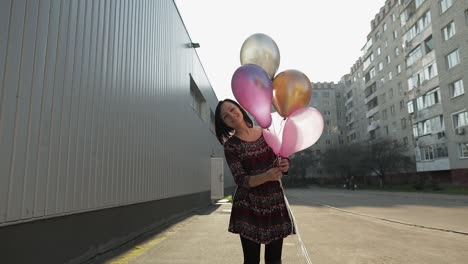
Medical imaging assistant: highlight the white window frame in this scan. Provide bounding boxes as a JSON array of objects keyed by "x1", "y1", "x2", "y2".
[
  {"x1": 450, "y1": 79, "x2": 465, "y2": 98},
  {"x1": 440, "y1": 0, "x2": 454, "y2": 13},
  {"x1": 460, "y1": 142, "x2": 468, "y2": 158},
  {"x1": 452, "y1": 110, "x2": 468, "y2": 129},
  {"x1": 442, "y1": 21, "x2": 456, "y2": 41},
  {"x1": 447, "y1": 49, "x2": 460, "y2": 69}
]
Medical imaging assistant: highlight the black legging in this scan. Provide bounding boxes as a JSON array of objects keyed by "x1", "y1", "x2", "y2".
[{"x1": 240, "y1": 236, "x2": 283, "y2": 264}]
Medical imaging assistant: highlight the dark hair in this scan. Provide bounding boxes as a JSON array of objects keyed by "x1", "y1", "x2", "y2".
[{"x1": 214, "y1": 99, "x2": 253, "y2": 145}]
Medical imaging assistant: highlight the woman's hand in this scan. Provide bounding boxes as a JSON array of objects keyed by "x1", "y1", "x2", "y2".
[
  {"x1": 278, "y1": 158, "x2": 290, "y2": 173},
  {"x1": 266, "y1": 167, "x2": 283, "y2": 181}
]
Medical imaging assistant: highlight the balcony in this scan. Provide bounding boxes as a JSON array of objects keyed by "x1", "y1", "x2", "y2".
[
  {"x1": 366, "y1": 106, "x2": 379, "y2": 118},
  {"x1": 364, "y1": 92, "x2": 378, "y2": 104},
  {"x1": 412, "y1": 103, "x2": 443, "y2": 123},
  {"x1": 404, "y1": 25, "x2": 432, "y2": 53},
  {"x1": 345, "y1": 96, "x2": 353, "y2": 106},
  {"x1": 416, "y1": 158, "x2": 450, "y2": 172},
  {"x1": 367, "y1": 120, "x2": 380, "y2": 132}
]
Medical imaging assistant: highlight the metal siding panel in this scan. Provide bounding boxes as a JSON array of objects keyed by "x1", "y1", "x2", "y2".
[
  {"x1": 82, "y1": 0, "x2": 98, "y2": 209},
  {"x1": 97, "y1": 0, "x2": 110, "y2": 206},
  {"x1": 45, "y1": 0, "x2": 68, "y2": 216},
  {"x1": 67, "y1": 0, "x2": 85, "y2": 211},
  {"x1": 2, "y1": 0, "x2": 26, "y2": 222},
  {"x1": 90, "y1": 0, "x2": 105, "y2": 208},
  {"x1": 35, "y1": 0, "x2": 61, "y2": 217},
  {"x1": 121, "y1": 0, "x2": 127, "y2": 203},
  {"x1": 0, "y1": 0, "x2": 26, "y2": 223},
  {"x1": 0, "y1": 0, "x2": 12, "y2": 109},
  {"x1": 75, "y1": 0, "x2": 92, "y2": 211},
  {"x1": 57, "y1": 0, "x2": 78, "y2": 214},
  {"x1": 115, "y1": 0, "x2": 121, "y2": 203},
  {"x1": 106, "y1": 0, "x2": 117, "y2": 206},
  {"x1": 3, "y1": 0, "x2": 225, "y2": 225},
  {"x1": 8, "y1": 0, "x2": 39, "y2": 222},
  {"x1": 22, "y1": 0, "x2": 51, "y2": 220}
]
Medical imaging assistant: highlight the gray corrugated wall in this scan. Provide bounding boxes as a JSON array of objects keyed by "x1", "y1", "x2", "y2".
[{"x1": 0, "y1": 0, "x2": 230, "y2": 227}]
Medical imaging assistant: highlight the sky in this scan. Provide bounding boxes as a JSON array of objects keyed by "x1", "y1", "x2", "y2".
[{"x1": 174, "y1": 0, "x2": 387, "y2": 101}]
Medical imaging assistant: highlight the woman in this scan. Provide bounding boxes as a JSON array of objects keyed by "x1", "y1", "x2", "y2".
[{"x1": 215, "y1": 99, "x2": 294, "y2": 264}]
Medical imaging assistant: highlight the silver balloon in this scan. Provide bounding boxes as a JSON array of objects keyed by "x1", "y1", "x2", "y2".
[{"x1": 240, "y1": 33, "x2": 280, "y2": 79}]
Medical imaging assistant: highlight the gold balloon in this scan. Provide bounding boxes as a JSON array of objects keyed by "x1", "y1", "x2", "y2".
[{"x1": 272, "y1": 70, "x2": 312, "y2": 117}]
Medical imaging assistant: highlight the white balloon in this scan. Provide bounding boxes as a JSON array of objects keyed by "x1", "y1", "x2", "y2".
[{"x1": 240, "y1": 33, "x2": 280, "y2": 79}]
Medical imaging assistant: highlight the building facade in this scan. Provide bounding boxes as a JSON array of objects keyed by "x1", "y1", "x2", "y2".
[
  {"x1": 0, "y1": 0, "x2": 231, "y2": 263},
  {"x1": 343, "y1": 0, "x2": 468, "y2": 181},
  {"x1": 308, "y1": 82, "x2": 346, "y2": 177}
]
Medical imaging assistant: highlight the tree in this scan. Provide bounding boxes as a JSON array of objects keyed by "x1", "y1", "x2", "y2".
[
  {"x1": 288, "y1": 148, "x2": 317, "y2": 185},
  {"x1": 321, "y1": 143, "x2": 369, "y2": 182},
  {"x1": 364, "y1": 138, "x2": 415, "y2": 187}
]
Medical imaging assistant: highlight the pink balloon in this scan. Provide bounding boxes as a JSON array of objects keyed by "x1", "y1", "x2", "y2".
[
  {"x1": 231, "y1": 64, "x2": 272, "y2": 128},
  {"x1": 279, "y1": 107, "x2": 324, "y2": 157},
  {"x1": 262, "y1": 112, "x2": 286, "y2": 155}
]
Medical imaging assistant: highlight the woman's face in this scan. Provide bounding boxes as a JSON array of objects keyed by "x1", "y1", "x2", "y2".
[{"x1": 220, "y1": 102, "x2": 244, "y2": 128}]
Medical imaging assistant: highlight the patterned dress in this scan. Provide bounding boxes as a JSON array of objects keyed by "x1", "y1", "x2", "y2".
[{"x1": 224, "y1": 134, "x2": 295, "y2": 244}]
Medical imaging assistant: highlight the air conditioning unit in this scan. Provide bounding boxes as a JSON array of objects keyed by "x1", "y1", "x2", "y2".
[
  {"x1": 455, "y1": 127, "x2": 465, "y2": 135},
  {"x1": 437, "y1": 132, "x2": 445, "y2": 139}
]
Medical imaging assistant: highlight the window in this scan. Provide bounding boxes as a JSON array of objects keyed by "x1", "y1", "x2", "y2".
[
  {"x1": 446, "y1": 49, "x2": 460, "y2": 69},
  {"x1": 418, "y1": 144, "x2": 448, "y2": 161},
  {"x1": 450, "y1": 79, "x2": 464, "y2": 98},
  {"x1": 422, "y1": 146, "x2": 434, "y2": 161},
  {"x1": 190, "y1": 75, "x2": 207, "y2": 121},
  {"x1": 440, "y1": 0, "x2": 453, "y2": 13},
  {"x1": 403, "y1": 11, "x2": 431, "y2": 42},
  {"x1": 424, "y1": 88, "x2": 441, "y2": 108},
  {"x1": 393, "y1": 30, "x2": 398, "y2": 40},
  {"x1": 377, "y1": 47, "x2": 381, "y2": 55},
  {"x1": 460, "y1": 143, "x2": 468, "y2": 158},
  {"x1": 388, "y1": 72, "x2": 393, "y2": 81},
  {"x1": 326, "y1": 139, "x2": 331, "y2": 145},
  {"x1": 363, "y1": 53, "x2": 374, "y2": 70},
  {"x1": 416, "y1": 0, "x2": 426, "y2": 8},
  {"x1": 424, "y1": 36, "x2": 434, "y2": 53},
  {"x1": 403, "y1": 137, "x2": 409, "y2": 145},
  {"x1": 378, "y1": 62, "x2": 384, "y2": 71},
  {"x1": 385, "y1": 126, "x2": 389, "y2": 135},
  {"x1": 322, "y1": 91, "x2": 330, "y2": 97},
  {"x1": 392, "y1": 13, "x2": 397, "y2": 22},
  {"x1": 386, "y1": 55, "x2": 391, "y2": 64},
  {"x1": 325, "y1": 120, "x2": 331, "y2": 126},
  {"x1": 389, "y1": 88, "x2": 394, "y2": 98},
  {"x1": 465, "y1": 9, "x2": 468, "y2": 26},
  {"x1": 382, "y1": 109, "x2": 388, "y2": 120},
  {"x1": 408, "y1": 101, "x2": 414, "y2": 114},
  {"x1": 390, "y1": 105, "x2": 395, "y2": 115},
  {"x1": 424, "y1": 62, "x2": 438, "y2": 80},
  {"x1": 324, "y1": 111, "x2": 331, "y2": 116},
  {"x1": 453, "y1": 111, "x2": 468, "y2": 128},
  {"x1": 407, "y1": 45, "x2": 423, "y2": 66},
  {"x1": 210, "y1": 110, "x2": 215, "y2": 132},
  {"x1": 401, "y1": 118, "x2": 407, "y2": 129},
  {"x1": 395, "y1": 47, "x2": 400, "y2": 56},
  {"x1": 397, "y1": 64, "x2": 402, "y2": 74},
  {"x1": 383, "y1": 23, "x2": 387, "y2": 32},
  {"x1": 442, "y1": 21, "x2": 456, "y2": 41},
  {"x1": 400, "y1": 100, "x2": 405, "y2": 110}
]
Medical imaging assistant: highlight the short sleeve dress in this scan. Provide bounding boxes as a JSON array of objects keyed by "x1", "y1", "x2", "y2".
[{"x1": 223, "y1": 134, "x2": 295, "y2": 244}]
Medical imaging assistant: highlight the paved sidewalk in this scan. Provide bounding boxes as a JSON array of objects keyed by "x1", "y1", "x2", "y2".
[
  {"x1": 105, "y1": 201, "x2": 305, "y2": 264},
  {"x1": 104, "y1": 188, "x2": 468, "y2": 264}
]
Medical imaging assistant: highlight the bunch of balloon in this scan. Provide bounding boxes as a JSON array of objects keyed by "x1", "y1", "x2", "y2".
[{"x1": 231, "y1": 33, "x2": 324, "y2": 158}]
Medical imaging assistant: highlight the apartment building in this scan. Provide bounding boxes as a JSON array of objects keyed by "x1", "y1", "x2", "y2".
[
  {"x1": 343, "y1": 0, "x2": 468, "y2": 180},
  {"x1": 308, "y1": 82, "x2": 346, "y2": 177}
]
